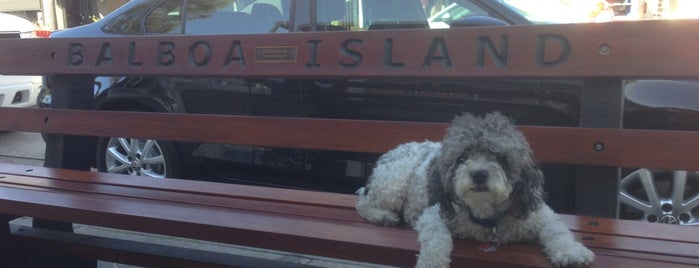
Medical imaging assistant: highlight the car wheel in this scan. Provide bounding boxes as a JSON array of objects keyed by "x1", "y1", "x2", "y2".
[
  {"x1": 618, "y1": 169, "x2": 699, "y2": 226},
  {"x1": 96, "y1": 137, "x2": 182, "y2": 179}
]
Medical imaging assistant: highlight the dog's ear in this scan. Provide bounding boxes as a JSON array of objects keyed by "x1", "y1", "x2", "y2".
[
  {"x1": 508, "y1": 165, "x2": 545, "y2": 218},
  {"x1": 427, "y1": 160, "x2": 456, "y2": 219}
]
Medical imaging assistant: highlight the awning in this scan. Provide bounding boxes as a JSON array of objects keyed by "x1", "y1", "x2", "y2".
[{"x1": 0, "y1": 0, "x2": 41, "y2": 12}]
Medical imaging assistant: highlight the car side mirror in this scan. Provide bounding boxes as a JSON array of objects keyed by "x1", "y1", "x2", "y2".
[{"x1": 450, "y1": 15, "x2": 509, "y2": 27}]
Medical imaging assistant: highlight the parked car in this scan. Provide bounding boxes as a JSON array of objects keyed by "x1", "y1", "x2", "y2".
[
  {"x1": 426, "y1": 0, "x2": 698, "y2": 226},
  {"x1": 0, "y1": 13, "x2": 45, "y2": 108},
  {"x1": 39, "y1": 0, "x2": 697, "y2": 226}
]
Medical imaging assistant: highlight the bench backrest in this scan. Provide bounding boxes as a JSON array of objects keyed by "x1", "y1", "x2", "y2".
[
  {"x1": 1, "y1": 20, "x2": 698, "y2": 170},
  {"x1": 1, "y1": 19, "x2": 699, "y2": 268}
]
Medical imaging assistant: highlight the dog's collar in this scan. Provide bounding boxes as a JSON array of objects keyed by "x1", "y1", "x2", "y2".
[
  {"x1": 468, "y1": 210, "x2": 507, "y2": 253},
  {"x1": 468, "y1": 211, "x2": 507, "y2": 229}
]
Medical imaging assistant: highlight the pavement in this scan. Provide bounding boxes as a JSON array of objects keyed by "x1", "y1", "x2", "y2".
[
  {"x1": 0, "y1": 131, "x2": 45, "y2": 166},
  {"x1": 0, "y1": 131, "x2": 392, "y2": 268}
]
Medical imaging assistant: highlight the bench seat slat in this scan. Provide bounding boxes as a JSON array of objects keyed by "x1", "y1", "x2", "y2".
[
  {"x1": 591, "y1": 251, "x2": 698, "y2": 268},
  {"x1": 2, "y1": 165, "x2": 698, "y2": 267},
  {"x1": 5, "y1": 164, "x2": 698, "y2": 246},
  {"x1": 10, "y1": 224, "x2": 311, "y2": 268},
  {"x1": 0, "y1": 174, "x2": 363, "y2": 223},
  {"x1": 571, "y1": 233, "x2": 698, "y2": 262},
  {"x1": 561, "y1": 214, "x2": 699, "y2": 243},
  {"x1": 0, "y1": 163, "x2": 355, "y2": 209},
  {"x1": 0, "y1": 179, "x2": 562, "y2": 267},
  {"x1": 5, "y1": 167, "x2": 699, "y2": 245},
  {"x1": 0, "y1": 186, "x2": 423, "y2": 266}
]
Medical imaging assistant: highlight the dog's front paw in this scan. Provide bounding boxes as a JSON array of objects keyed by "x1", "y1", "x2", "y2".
[
  {"x1": 362, "y1": 210, "x2": 401, "y2": 226},
  {"x1": 355, "y1": 197, "x2": 402, "y2": 226},
  {"x1": 378, "y1": 213, "x2": 401, "y2": 226},
  {"x1": 414, "y1": 205, "x2": 452, "y2": 268},
  {"x1": 548, "y1": 242, "x2": 594, "y2": 267}
]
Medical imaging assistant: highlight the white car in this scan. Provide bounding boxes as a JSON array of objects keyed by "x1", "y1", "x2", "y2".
[{"x1": 0, "y1": 13, "x2": 44, "y2": 108}]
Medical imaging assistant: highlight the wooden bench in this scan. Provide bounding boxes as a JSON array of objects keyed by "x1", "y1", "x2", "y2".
[{"x1": 0, "y1": 19, "x2": 698, "y2": 267}]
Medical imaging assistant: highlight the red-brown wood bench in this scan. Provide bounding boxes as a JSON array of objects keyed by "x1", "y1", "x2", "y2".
[{"x1": 0, "y1": 19, "x2": 698, "y2": 267}]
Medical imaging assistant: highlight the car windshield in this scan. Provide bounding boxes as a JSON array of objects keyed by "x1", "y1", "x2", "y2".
[
  {"x1": 428, "y1": 0, "x2": 610, "y2": 28},
  {"x1": 428, "y1": 2, "x2": 490, "y2": 29},
  {"x1": 499, "y1": 0, "x2": 602, "y2": 24}
]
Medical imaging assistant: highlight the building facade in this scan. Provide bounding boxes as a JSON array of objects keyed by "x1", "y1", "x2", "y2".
[{"x1": 0, "y1": 0, "x2": 128, "y2": 30}]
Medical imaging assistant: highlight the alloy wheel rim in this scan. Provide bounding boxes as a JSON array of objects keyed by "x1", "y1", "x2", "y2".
[
  {"x1": 105, "y1": 137, "x2": 167, "y2": 179},
  {"x1": 618, "y1": 169, "x2": 699, "y2": 226}
]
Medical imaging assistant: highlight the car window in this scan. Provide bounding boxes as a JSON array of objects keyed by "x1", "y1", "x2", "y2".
[
  {"x1": 428, "y1": 2, "x2": 490, "y2": 29},
  {"x1": 184, "y1": 0, "x2": 241, "y2": 34},
  {"x1": 500, "y1": 0, "x2": 591, "y2": 24},
  {"x1": 145, "y1": 0, "x2": 184, "y2": 34},
  {"x1": 316, "y1": 0, "x2": 349, "y2": 31},
  {"x1": 294, "y1": 0, "x2": 349, "y2": 32},
  {"x1": 106, "y1": 0, "x2": 426, "y2": 35},
  {"x1": 239, "y1": 0, "x2": 289, "y2": 33},
  {"x1": 185, "y1": 0, "x2": 289, "y2": 34},
  {"x1": 295, "y1": 0, "x2": 427, "y2": 32},
  {"x1": 102, "y1": 2, "x2": 153, "y2": 34},
  {"x1": 362, "y1": 0, "x2": 428, "y2": 30}
]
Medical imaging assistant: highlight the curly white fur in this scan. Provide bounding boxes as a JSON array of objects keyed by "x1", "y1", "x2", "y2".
[
  {"x1": 356, "y1": 112, "x2": 594, "y2": 267},
  {"x1": 415, "y1": 205, "x2": 452, "y2": 268}
]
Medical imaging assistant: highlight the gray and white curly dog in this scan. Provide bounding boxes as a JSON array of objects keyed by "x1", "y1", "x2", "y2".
[{"x1": 356, "y1": 112, "x2": 594, "y2": 267}]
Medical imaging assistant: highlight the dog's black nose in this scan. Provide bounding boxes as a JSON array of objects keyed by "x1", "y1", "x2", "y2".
[{"x1": 470, "y1": 170, "x2": 489, "y2": 185}]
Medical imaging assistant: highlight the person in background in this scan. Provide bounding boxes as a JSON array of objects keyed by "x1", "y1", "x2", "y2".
[{"x1": 431, "y1": 0, "x2": 446, "y2": 16}]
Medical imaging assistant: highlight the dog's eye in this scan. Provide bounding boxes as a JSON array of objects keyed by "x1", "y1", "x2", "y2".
[
  {"x1": 497, "y1": 154, "x2": 507, "y2": 165},
  {"x1": 457, "y1": 155, "x2": 468, "y2": 162}
]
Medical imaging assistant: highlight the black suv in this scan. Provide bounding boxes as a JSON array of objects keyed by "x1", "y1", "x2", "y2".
[{"x1": 41, "y1": 0, "x2": 698, "y2": 226}]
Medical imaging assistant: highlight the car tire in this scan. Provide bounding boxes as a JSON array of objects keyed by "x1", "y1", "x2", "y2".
[
  {"x1": 618, "y1": 168, "x2": 699, "y2": 226},
  {"x1": 96, "y1": 136, "x2": 182, "y2": 179}
]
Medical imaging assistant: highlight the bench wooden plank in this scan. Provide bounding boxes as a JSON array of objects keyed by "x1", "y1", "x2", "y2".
[
  {"x1": 0, "y1": 188, "x2": 420, "y2": 266},
  {"x1": 561, "y1": 215, "x2": 699, "y2": 243},
  {"x1": 10, "y1": 224, "x2": 314, "y2": 268},
  {"x1": 0, "y1": 107, "x2": 446, "y2": 155},
  {"x1": 2, "y1": 173, "x2": 552, "y2": 267},
  {"x1": 3, "y1": 164, "x2": 699, "y2": 242},
  {"x1": 1, "y1": 177, "x2": 694, "y2": 267},
  {"x1": 15, "y1": 168, "x2": 695, "y2": 260},
  {"x1": 8, "y1": 164, "x2": 698, "y2": 264},
  {"x1": 0, "y1": 163, "x2": 357, "y2": 210},
  {"x1": 590, "y1": 251, "x2": 697, "y2": 268},
  {"x1": 1, "y1": 20, "x2": 699, "y2": 79},
  {"x1": 2, "y1": 165, "x2": 698, "y2": 267},
  {"x1": 4, "y1": 163, "x2": 698, "y2": 240},
  {"x1": 572, "y1": 233, "x2": 698, "y2": 263},
  {"x1": 3, "y1": 107, "x2": 699, "y2": 171},
  {"x1": 0, "y1": 174, "x2": 362, "y2": 223}
]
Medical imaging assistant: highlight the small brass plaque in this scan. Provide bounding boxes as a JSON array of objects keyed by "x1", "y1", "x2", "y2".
[{"x1": 254, "y1": 46, "x2": 297, "y2": 63}]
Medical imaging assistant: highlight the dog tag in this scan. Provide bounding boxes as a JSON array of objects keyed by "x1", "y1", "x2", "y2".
[
  {"x1": 478, "y1": 242, "x2": 498, "y2": 253},
  {"x1": 479, "y1": 229, "x2": 500, "y2": 253}
]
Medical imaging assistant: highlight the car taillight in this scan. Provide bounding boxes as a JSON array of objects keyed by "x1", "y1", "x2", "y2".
[{"x1": 34, "y1": 30, "x2": 51, "y2": 38}]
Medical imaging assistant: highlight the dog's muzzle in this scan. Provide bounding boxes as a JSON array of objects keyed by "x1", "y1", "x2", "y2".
[{"x1": 470, "y1": 169, "x2": 489, "y2": 192}]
